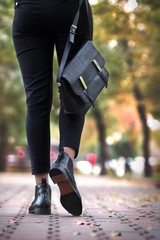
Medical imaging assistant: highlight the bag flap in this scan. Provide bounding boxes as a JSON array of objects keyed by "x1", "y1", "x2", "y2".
[{"x1": 62, "y1": 41, "x2": 105, "y2": 95}]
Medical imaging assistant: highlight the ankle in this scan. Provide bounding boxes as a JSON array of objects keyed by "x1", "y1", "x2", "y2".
[
  {"x1": 35, "y1": 174, "x2": 49, "y2": 185},
  {"x1": 63, "y1": 147, "x2": 75, "y2": 160}
]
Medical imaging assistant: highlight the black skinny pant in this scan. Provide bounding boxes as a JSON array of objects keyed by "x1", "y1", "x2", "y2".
[{"x1": 12, "y1": 0, "x2": 93, "y2": 174}]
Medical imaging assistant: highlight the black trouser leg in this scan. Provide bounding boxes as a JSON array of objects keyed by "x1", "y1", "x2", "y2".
[
  {"x1": 56, "y1": 1, "x2": 93, "y2": 157},
  {"x1": 13, "y1": 34, "x2": 54, "y2": 174}
]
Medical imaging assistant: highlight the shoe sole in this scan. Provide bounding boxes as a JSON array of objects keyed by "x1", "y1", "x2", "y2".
[
  {"x1": 29, "y1": 208, "x2": 51, "y2": 215},
  {"x1": 49, "y1": 169, "x2": 82, "y2": 216}
]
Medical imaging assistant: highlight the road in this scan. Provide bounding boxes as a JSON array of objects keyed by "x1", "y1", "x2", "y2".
[{"x1": 0, "y1": 172, "x2": 160, "y2": 240}]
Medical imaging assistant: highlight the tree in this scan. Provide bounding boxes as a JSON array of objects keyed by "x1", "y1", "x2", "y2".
[
  {"x1": 0, "y1": 0, "x2": 25, "y2": 171},
  {"x1": 92, "y1": 102, "x2": 110, "y2": 174},
  {"x1": 92, "y1": 0, "x2": 160, "y2": 176}
]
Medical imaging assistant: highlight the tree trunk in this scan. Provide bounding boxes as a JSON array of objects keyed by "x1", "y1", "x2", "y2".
[
  {"x1": 92, "y1": 104, "x2": 110, "y2": 175},
  {"x1": 133, "y1": 82, "x2": 152, "y2": 177},
  {"x1": 0, "y1": 122, "x2": 8, "y2": 171},
  {"x1": 119, "y1": 39, "x2": 152, "y2": 177}
]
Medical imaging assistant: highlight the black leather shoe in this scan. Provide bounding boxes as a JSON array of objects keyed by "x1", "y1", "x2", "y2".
[
  {"x1": 29, "y1": 178, "x2": 51, "y2": 215},
  {"x1": 49, "y1": 151, "x2": 82, "y2": 216}
]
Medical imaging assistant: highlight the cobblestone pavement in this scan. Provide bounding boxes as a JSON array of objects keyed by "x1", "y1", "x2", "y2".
[{"x1": 0, "y1": 173, "x2": 160, "y2": 240}]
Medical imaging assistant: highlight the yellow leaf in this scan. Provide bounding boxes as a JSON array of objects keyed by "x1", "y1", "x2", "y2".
[
  {"x1": 90, "y1": 233, "x2": 98, "y2": 237},
  {"x1": 73, "y1": 232, "x2": 81, "y2": 236},
  {"x1": 128, "y1": 205, "x2": 136, "y2": 209},
  {"x1": 9, "y1": 219, "x2": 20, "y2": 224},
  {"x1": 110, "y1": 231, "x2": 122, "y2": 237}
]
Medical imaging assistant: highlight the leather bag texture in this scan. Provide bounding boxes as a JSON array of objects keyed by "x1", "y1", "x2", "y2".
[{"x1": 60, "y1": 41, "x2": 109, "y2": 116}]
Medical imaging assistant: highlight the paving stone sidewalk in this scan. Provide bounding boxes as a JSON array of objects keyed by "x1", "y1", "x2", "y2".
[{"x1": 0, "y1": 173, "x2": 160, "y2": 240}]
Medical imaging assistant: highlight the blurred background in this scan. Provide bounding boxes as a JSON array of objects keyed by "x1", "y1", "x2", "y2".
[{"x1": 0, "y1": 0, "x2": 160, "y2": 179}]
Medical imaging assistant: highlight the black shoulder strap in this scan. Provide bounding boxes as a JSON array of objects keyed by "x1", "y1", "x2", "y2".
[{"x1": 57, "y1": 0, "x2": 84, "y2": 86}]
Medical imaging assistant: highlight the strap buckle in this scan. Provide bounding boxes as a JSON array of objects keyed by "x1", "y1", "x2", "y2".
[
  {"x1": 69, "y1": 25, "x2": 77, "y2": 43},
  {"x1": 70, "y1": 25, "x2": 77, "y2": 34}
]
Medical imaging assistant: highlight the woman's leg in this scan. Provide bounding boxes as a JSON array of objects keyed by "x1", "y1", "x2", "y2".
[
  {"x1": 63, "y1": 147, "x2": 75, "y2": 161},
  {"x1": 12, "y1": 0, "x2": 54, "y2": 214},
  {"x1": 35, "y1": 173, "x2": 49, "y2": 185},
  {"x1": 49, "y1": 0, "x2": 93, "y2": 216},
  {"x1": 12, "y1": 1, "x2": 54, "y2": 179},
  {"x1": 58, "y1": 107, "x2": 85, "y2": 158},
  {"x1": 55, "y1": 0, "x2": 93, "y2": 158},
  {"x1": 14, "y1": 41, "x2": 54, "y2": 176}
]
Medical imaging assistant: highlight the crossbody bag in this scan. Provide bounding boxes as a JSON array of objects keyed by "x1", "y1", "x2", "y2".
[{"x1": 57, "y1": 0, "x2": 109, "y2": 117}]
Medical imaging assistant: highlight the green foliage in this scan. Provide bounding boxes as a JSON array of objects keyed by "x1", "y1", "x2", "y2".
[
  {"x1": 141, "y1": 0, "x2": 160, "y2": 10},
  {"x1": 51, "y1": 53, "x2": 60, "y2": 124},
  {"x1": 109, "y1": 137, "x2": 139, "y2": 159},
  {"x1": 139, "y1": 1, "x2": 160, "y2": 119},
  {"x1": 0, "y1": 0, "x2": 26, "y2": 146},
  {"x1": 91, "y1": 0, "x2": 160, "y2": 157}
]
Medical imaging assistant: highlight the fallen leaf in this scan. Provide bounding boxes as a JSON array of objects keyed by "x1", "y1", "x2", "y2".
[
  {"x1": 9, "y1": 219, "x2": 20, "y2": 224},
  {"x1": 73, "y1": 232, "x2": 81, "y2": 236},
  {"x1": 141, "y1": 203, "x2": 151, "y2": 207},
  {"x1": 135, "y1": 218, "x2": 140, "y2": 220},
  {"x1": 110, "y1": 231, "x2": 122, "y2": 237},
  {"x1": 35, "y1": 221, "x2": 42, "y2": 223},
  {"x1": 76, "y1": 221, "x2": 85, "y2": 225},
  {"x1": 106, "y1": 208, "x2": 112, "y2": 211},
  {"x1": 136, "y1": 208, "x2": 142, "y2": 211},
  {"x1": 95, "y1": 223, "x2": 100, "y2": 226},
  {"x1": 128, "y1": 205, "x2": 136, "y2": 209},
  {"x1": 3, "y1": 228, "x2": 7, "y2": 232},
  {"x1": 150, "y1": 210, "x2": 156, "y2": 213},
  {"x1": 120, "y1": 222, "x2": 128, "y2": 224},
  {"x1": 111, "y1": 212, "x2": 117, "y2": 217},
  {"x1": 147, "y1": 227, "x2": 152, "y2": 231},
  {"x1": 90, "y1": 233, "x2": 99, "y2": 237}
]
